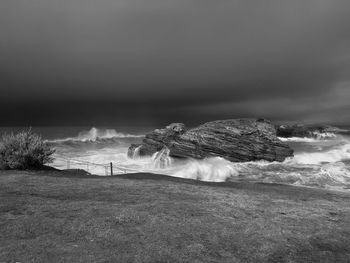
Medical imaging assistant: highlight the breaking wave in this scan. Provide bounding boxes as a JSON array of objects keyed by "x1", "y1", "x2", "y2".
[
  {"x1": 47, "y1": 127, "x2": 143, "y2": 143},
  {"x1": 171, "y1": 157, "x2": 239, "y2": 182},
  {"x1": 49, "y1": 126, "x2": 350, "y2": 191},
  {"x1": 278, "y1": 132, "x2": 337, "y2": 143},
  {"x1": 153, "y1": 138, "x2": 350, "y2": 189},
  {"x1": 291, "y1": 142, "x2": 350, "y2": 165},
  {"x1": 163, "y1": 156, "x2": 350, "y2": 190}
]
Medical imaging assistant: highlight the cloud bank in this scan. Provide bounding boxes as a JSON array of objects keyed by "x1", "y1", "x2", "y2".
[{"x1": 1, "y1": 0, "x2": 350, "y2": 126}]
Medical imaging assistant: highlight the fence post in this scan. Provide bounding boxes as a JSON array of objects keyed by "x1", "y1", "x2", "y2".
[{"x1": 110, "y1": 162, "x2": 113, "y2": 176}]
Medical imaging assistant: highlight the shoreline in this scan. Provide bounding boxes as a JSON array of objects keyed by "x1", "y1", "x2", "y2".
[
  {"x1": 1, "y1": 168, "x2": 350, "y2": 206},
  {"x1": 1, "y1": 170, "x2": 350, "y2": 262},
  {"x1": 5, "y1": 166, "x2": 350, "y2": 195},
  {"x1": 25, "y1": 167, "x2": 350, "y2": 195}
]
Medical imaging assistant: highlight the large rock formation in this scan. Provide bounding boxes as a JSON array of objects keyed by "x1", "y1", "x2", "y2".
[{"x1": 128, "y1": 119, "x2": 293, "y2": 162}]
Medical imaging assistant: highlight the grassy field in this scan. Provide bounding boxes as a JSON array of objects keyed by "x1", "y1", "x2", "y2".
[{"x1": 0, "y1": 170, "x2": 350, "y2": 263}]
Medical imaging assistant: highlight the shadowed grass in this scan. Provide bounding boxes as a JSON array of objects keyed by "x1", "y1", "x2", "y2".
[{"x1": 0, "y1": 170, "x2": 350, "y2": 262}]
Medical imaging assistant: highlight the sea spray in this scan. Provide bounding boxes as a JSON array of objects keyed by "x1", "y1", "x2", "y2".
[
  {"x1": 132, "y1": 145, "x2": 142, "y2": 159},
  {"x1": 291, "y1": 142, "x2": 350, "y2": 165},
  {"x1": 47, "y1": 127, "x2": 143, "y2": 143},
  {"x1": 48, "y1": 126, "x2": 350, "y2": 191},
  {"x1": 313, "y1": 131, "x2": 337, "y2": 140},
  {"x1": 171, "y1": 157, "x2": 239, "y2": 182},
  {"x1": 152, "y1": 147, "x2": 172, "y2": 169}
]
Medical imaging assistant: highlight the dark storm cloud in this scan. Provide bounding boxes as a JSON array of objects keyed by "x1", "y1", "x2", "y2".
[{"x1": 1, "y1": 0, "x2": 350, "y2": 126}]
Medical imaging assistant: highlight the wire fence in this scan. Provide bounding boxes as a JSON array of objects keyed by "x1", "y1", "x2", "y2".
[{"x1": 53, "y1": 156, "x2": 143, "y2": 176}]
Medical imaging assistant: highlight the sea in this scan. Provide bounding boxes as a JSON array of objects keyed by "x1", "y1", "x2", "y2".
[{"x1": 1, "y1": 126, "x2": 350, "y2": 192}]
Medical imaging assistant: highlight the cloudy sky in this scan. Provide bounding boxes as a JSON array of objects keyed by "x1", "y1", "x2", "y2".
[{"x1": 1, "y1": 0, "x2": 350, "y2": 127}]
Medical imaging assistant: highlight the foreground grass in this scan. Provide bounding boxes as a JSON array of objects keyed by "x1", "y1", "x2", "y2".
[{"x1": 0, "y1": 171, "x2": 350, "y2": 263}]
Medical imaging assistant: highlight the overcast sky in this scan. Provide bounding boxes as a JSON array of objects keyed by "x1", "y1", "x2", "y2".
[{"x1": 1, "y1": 0, "x2": 350, "y2": 127}]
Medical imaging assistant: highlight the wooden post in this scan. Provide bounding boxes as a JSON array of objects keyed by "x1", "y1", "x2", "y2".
[{"x1": 110, "y1": 162, "x2": 113, "y2": 176}]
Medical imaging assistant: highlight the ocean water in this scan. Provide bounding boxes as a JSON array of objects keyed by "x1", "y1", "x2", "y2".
[{"x1": 1, "y1": 126, "x2": 350, "y2": 192}]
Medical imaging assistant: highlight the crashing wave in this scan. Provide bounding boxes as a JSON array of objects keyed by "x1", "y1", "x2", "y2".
[
  {"x1": 290, "y1": 142, "x2": 350, "y2": 165},
  {"x1": 164, "y1": 155, "x2": 350, "y2": 189},
  {"x1": 319, "y1": 162, "x2": 350, "y2": 185},
  {"x1": 48, "y1": 126, "x2": 350, "y2": 191},
  {"x1": 152, "y1": 147, "x2": 172, "y2": 169},
  {"x1": 47, "y1": 127, "x2": 143, "y2": 143},
  {"x1": 131, "y1": 145, "x2": 142, "y2": 159},
  {"x1": 171, "y1": 157, "x2": 239, "y2": 182}
]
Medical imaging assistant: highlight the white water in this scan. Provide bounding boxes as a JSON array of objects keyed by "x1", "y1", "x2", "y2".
[
  {"x1": 312, "y1": 131, "x2": 337, "y2": 140},
  {"x1": 291, "y1": 143, "x2": 350, "y2": 165},
  {"x1": 278, "y1": 132, "x2": 336, "y2": 143},
  {"x1": 152, "y1": 147, "x2": 172, "y2": 169},
  {"x1": 279, "y1": 137, "x2": 324, "y2": 143},
  {"x1": 47, "y1": 127, "x2": 143, "y2": 143},
  {"x1": 172, "y1": 157, "x2": 239, "y2": 182},
  {"x1": 49, "y1": 127, "x2": 350, "y2": 191},
  {"x1": 132, "y1": 145, "x2": 142, "y2": 159}
]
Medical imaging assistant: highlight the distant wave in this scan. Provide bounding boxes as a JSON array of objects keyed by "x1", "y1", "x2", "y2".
[
  {"x1": 47, "y1": 127, "x2": 144, "y2": 143},
  {"x1": 278, "y1": 137, "x2": 322, "y2": 143},
  {"x1": 312, "y1": 131, "x2": 337, "y2": 139},
  {"x1": 278, "y1": 132, "x2": 337, "y2": 142}
]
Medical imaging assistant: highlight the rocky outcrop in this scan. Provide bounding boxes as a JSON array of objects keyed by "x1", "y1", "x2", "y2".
[
  {"x1": 276, "y1": 124, "x2": 342, "y2": 138},
  {"x1": 128, "y1": 119, "x2": 293, "y2": 162},
  {"x1": 276, "y1": 124, "x2": 312, "y2": 138}
]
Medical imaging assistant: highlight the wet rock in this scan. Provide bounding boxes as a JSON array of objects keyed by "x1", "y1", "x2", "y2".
[
  {"x1": 276, "y1": 124, "x2": 312, "y2": 138},
  {"x1": 129, "y1": 118, "x2": 293, "y2": 162}
]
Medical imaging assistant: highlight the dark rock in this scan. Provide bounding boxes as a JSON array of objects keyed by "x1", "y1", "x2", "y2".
[
  {"x1": 128, "y1": 119, "x2": 293, "y2": 162},
  {"x1": 166, "y1": 123, "x2": 186, "y2": 134},
  {"x1": 276, "y1": 124, "x2": 312, "y2": 138}
]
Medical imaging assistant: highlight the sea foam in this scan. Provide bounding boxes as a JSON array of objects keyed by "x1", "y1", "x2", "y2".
[
  {"x1": 49, "y1": 126, "x2": 350, "y2": 190},
  {"x1": 291, "y1": 142, "x2": 350, "y2": 165},
  {"x1": 171, "y1": 157, "x2": 239, "y2": 182}
]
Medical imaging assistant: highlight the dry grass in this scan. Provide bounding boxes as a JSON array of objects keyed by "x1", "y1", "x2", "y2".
[{"x1": 0, "y1": 170, "x2": 350, "y2": 263}]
